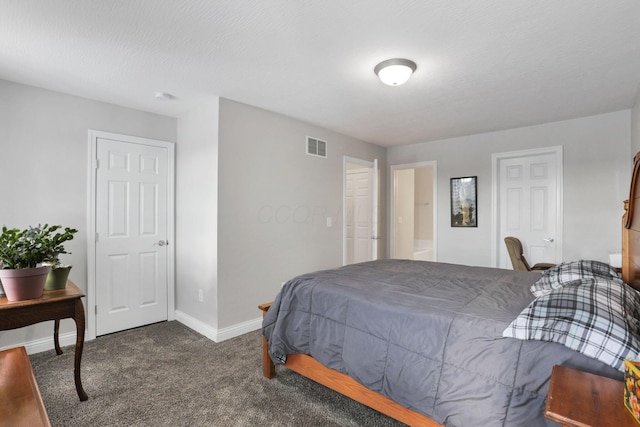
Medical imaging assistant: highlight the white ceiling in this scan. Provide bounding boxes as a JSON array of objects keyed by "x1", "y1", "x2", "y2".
[{"x1": 2, "y1": 1, "x2": 640, "y2": 147}]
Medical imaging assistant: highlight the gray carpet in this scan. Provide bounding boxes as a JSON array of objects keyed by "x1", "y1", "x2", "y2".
[{"x1": 29, "y1": 321, "x2": 405, "y2": 426}]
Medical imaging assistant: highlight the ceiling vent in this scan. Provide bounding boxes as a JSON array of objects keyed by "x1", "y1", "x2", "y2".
[{"x1": 306, "y1": 136, "x2": 327, "y2": 158}]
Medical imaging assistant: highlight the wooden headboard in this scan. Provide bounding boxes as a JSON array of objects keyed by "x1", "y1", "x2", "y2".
[{"x1": 623, "y1": 151, "x2": 640, "y2": 291}]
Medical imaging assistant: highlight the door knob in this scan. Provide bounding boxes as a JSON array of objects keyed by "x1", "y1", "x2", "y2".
[
  {"x1": 155, "y1": 240, "x2": 168, "y2": 246},
  {"x1": 543, "y1": 237, "x2": 554, "y2": 243}
]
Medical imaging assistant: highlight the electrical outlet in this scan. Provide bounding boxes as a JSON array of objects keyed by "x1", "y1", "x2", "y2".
[{"x1": 198, "y1": 289, "x2": 204, "y2": 302}]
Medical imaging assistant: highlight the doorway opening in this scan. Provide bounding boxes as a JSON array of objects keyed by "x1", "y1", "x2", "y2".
[{"x1": 390, "y1": 161, "x2": 437, "y2": 261}]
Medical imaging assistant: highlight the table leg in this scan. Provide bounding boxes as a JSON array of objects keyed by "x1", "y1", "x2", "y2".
[
  {"x1": 54, "y1": 319, "x2": 63, "y2": 355},
  {"x1": 73, "y1": 299, "x2": 88, "y2": 401}
]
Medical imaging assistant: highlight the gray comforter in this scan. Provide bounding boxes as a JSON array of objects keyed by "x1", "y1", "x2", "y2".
[{"x1": 262, "y1": 260, "x2": 621, "y2": 427}]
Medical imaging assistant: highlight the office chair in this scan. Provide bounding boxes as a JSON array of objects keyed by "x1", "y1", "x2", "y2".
[{"x1": 504, "y1": 236, "x2": 555, "y2": 272}]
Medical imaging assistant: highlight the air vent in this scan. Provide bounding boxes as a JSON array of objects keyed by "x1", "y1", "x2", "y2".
[{"x1": 306, "y1": 136, "x2": 327, "y2": 158}]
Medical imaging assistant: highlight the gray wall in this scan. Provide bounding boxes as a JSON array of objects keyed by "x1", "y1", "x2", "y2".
[
  {"x1": 175, "y1": 99, "x2": 219, "y2": 329},
  {"x1": 387, "y1": 111, "x2": 631, "y2": 267},
  {"x1": 217, "y1": 99, "x2": 387, "y2": 328},
  {"x1": 0, "y1": 79, "x2": 176, "y2": 349},
  {"x1": 633, "y1": 88, "x2": 640, "y2": 156}
]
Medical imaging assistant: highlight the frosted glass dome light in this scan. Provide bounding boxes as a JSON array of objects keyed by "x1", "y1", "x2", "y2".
[{"x1": 374, "y1": 59, "x2": 417, "y2": 86}]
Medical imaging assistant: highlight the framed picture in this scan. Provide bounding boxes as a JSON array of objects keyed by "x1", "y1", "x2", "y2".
[{"x1": 450, "y1": 176, "x2": 477, "y2": 227}]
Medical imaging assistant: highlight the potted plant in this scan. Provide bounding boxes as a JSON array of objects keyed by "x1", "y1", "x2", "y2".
[
  {"x1": 43, "y1": 226, "x2": 77, "y2": 290},
  {"x1": 0, "y1": 224, "x2": 77, "y2": 301}
]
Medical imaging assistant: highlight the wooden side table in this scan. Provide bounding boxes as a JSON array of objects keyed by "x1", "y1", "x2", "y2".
[
  {"x1": 545, "y1": 364, "x2": 637, "y2": 427},
  {"x1": 0, "y1": 281, "x2": 88, "y2": 401}
]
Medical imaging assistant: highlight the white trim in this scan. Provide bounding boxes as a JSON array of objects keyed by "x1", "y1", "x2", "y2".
[
  {"x1": 5, "y1": 312, "x2": 262, "y2": 354},
  {"x1": 0, "y1": 331, "x2": 79, "y2": 355},
  {"x1": 216, "y1": 317, "x2": 262, "y2": 342},
  {"x1": 174, "y1": 311, "x2": 262, "y2": 342},
  {"x1": 87, "y1": 130, "x2": 176, "y2": 340},
  {"x1": 389, "y1": 161, "x2": 438, "y2": 260},
  {"x1": 372, "y1": 158, "x2": 379, "y2": 261},
  {"x1": 491, "y1": 146, "x2": 564, "y2": 267}
]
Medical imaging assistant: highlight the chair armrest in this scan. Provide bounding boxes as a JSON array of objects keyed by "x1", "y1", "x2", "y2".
[{"x1": 531, "y1": 263, "x2": 555, "y2": 271}]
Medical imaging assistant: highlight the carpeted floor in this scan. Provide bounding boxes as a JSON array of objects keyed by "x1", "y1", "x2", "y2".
[{"x1": 29, "y1": 321, "x2": 405, "y2": 426}]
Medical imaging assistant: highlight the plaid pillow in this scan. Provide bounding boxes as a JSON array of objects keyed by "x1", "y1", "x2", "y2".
[
  {"x1": 530, "y1": 260, "x2": 622, "y2": 297},
  {"x1": 504, "y1": 278, "x2": 640, "y2": 371}
]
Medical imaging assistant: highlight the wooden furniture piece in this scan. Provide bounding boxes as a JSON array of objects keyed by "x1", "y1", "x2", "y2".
[
  {"x1": 623, "y1": 151, "x2": 640, "y2": 291},
  {"x1": 0, "y1": 281, "x2": 88, "y2": 401},
  {"x1": 258, "y1": 302, "x2": 442, "y2": 426},
  {"x1": 0, "y1": 346, "x2": 51, "y2": 427},
  {"x1": 545, "y1": 365, "x2": 637, "y2": 427}
]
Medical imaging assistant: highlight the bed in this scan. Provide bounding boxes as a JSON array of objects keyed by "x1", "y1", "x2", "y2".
[{"x1": 261, "y1": 152, "x2": 640, "y2": 426}]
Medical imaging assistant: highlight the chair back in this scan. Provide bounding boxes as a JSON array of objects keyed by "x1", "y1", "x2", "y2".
[{"x1": 504, "y1": 236, "x2": 532, "y2": 271}]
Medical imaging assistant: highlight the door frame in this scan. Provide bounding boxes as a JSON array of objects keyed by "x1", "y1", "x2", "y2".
[
  {"x1": 343, "y1": 156, "x2": 378, "y2": 265},
  {"x1": 389, "y1": 161, "x2": 438, "y2": 260},
  {"x1": 87, "y1": 130, "x2": 176, "y2": 340},
  {"x1": 491, "y1": 146, "x2": 563, "y2": 268}
]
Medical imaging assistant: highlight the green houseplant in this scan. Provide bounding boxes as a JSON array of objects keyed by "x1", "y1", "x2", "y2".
[
  {"x1": 0, "y1": 224, "x2": 77, "y2": 301},
  {"x1": 42, "y1": 225, "x2": 77, "y2": 290}
]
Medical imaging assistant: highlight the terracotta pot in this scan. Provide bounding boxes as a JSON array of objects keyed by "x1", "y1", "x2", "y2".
[
  {"x1": 0, "y1": 265, "x2": 51, "y2": 301},
  {"x1": 44, "y1": 266, "x2": 71, "y2": 290}
]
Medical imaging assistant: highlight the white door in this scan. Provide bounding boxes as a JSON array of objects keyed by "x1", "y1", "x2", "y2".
[
  {"x1": 495, "y1": 147, "x2": 563, "y2": 269},
  {"x1": 346, "y1": 168, "x2": 373, "y2": 264},
  {"x1": 371, "y1": 158, "x2": 379, "y2": 261},
  {"x1": 343, "y1": 157, "x2": 379, "y2": 265},
  {"x1": 95, "y1": 136, "x2": 170, "y2": 336}
]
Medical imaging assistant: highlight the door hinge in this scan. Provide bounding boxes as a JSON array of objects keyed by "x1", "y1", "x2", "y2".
[
  {"x1": 95, "y1": 305, "x2": 97, "y2": 315},
  {"x1": 95, "y1": 232, "x2": 99, "y2": 242},
  {"x1": 95, "y1": 159, "x2": 100, "y2": 169}
]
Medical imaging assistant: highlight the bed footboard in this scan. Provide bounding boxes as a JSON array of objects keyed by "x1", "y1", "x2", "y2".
[{"x1": 258, "y1": 302, "x2": 442, "y2": 427}]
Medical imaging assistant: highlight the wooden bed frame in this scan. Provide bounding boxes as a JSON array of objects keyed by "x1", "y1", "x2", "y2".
[
  {"x1": 259, "y1": 151, "x2": 640, "y2": 426},
  {"x1": 258, "y1": 302, "x2": 441, "y2": 426}
]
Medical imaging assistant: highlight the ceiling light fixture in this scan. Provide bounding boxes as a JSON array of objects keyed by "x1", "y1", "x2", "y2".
[{"x1": 374, "y1": 58, "x2": 417, "y2": 86}]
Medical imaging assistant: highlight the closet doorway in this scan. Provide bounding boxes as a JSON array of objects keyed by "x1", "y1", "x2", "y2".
[{"x1": 390, "y1": 161, "x2": 437, "y2": 261}]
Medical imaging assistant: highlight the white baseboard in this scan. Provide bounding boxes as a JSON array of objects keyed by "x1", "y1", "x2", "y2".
[
  {"x1": 0, "y1": 331, "x2": 79, "y2": 355},
  {"x1": 1, "y1": 313, "x2": 261, "y2": 354},
  {"x1": 216, "y1": 316, "x2": 263, "y2": 342},
  {"x1": 174, "y1": 310, "x2": 262, "y2": 342}
]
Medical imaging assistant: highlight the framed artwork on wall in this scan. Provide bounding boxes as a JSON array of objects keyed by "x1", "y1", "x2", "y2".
[{"x1": 450, "y1": 176, "x2": 477, "y2": 227}]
